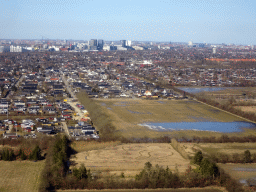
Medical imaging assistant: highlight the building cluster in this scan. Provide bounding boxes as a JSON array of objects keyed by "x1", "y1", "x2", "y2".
[
  {"x1": 0, "y1": 40, "x2": 255, "y2": 138},
  {"x1": 1, "y1": 38, "x2": 254, "y2": 53}
]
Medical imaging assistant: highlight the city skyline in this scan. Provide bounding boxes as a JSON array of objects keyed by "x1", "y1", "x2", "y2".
[{"x1": 0, "y1": 0, "x2": 256, "y2": 45}]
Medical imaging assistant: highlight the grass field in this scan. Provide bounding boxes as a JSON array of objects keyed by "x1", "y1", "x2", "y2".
[
  {"x1": 218, "y1": 163, "x2": 256, "y2": 184},
  {"x1": 70, "y1": 143, "x2": 191, "y2": 177},
  {"x1": 235, "y1": 106, "x2": 256, "y2": 114},
  {"x1": 195, "y1": 87, "x2": 256, "y2": 105},
  {"x1": 187, "y1": 143, "x2": 256, "y2": 156},
  {"x1": 0, "y1": 160, "x2": 45, "y2": 192},
  {"x1": 94, "y1": 98, "x2": 253, "y2": 138},
  {"x1": 181, "y1": 142, "x2": 256, "y2": 159},
  {"x1": 71, "y1": 140, "x2": 121, "y2": 153},
  {"x1": 57, "y1": 186, "x2": 226, "y2": 192}
]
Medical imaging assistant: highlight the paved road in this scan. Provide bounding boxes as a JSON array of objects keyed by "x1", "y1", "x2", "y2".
[
  {"x1": 61, "y1": 75, "x2": 77, "y2": 99},
  {"x1": 6, "y1": 74, "x2": 25, "y2": 99},
  {"x1": 67, "y1": 99, "x2": 84, "y2": 121}
]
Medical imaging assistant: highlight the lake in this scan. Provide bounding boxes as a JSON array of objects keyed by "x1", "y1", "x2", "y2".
[{"x1": 138, "y1": 121, "x2": 256, "y2": 132}]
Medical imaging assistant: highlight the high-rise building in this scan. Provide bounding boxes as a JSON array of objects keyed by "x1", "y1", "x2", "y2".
[
  {"x1": 89, "y1": 39, "x2": 97, "y2": 46},
  {"x1": 89, "y1": 39, "x2": 98, "y2": 50},
  {"x1": 213, "y1": 47, "x2": 217, "y2": 54},
  {"x1": 97, "y1": 39, "x2": 104, "y2": 50},
  {"x1": 121, "y1": 40, "x2": 127, "y2": 47},
  {"x1": 188, "y1": 41, "x2": 193, "y2": 46},
  {"x1": 127, "y1": 40, "x2": 132, "y2": 47}
]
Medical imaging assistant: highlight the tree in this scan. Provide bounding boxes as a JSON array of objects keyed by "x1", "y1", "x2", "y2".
[
  {"x1": 244, "y1": 150, "x2": 251, "y2": 163},
  {"x1": 193, "y1": 151, "x2": 203, "y2": 165},
  {"x1": 73, "y1": 163, "x2": 88, "y2": 180},
  {"x1": 29, "y1": 145, "x2": 41, "y2": 161},
  {"x1": 200, "y1": 158, "x2": 219, "y2": 177}
]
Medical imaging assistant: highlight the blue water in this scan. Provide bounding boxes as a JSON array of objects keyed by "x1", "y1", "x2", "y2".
[
  {"x1": 178, "y1": 87, "x2": 227, "y2": 93},
  {"x1": 138, "y1": 121, "x2": 256, "y2": 132}
]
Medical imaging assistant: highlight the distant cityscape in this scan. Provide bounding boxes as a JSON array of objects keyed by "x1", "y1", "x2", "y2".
[{"x1": 0, "y1": 38, "x2": 255, "y2": 53}]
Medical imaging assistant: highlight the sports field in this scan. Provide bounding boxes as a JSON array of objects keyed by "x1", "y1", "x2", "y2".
[
  {"x1": 70, "y1": 143, "x2": 191, "y2": 177},
  {"x1": 95, "y1": 98, "x2": 251, "y2": 138},
  {"x1": 0, "y1": 160, "x2": 45, "y2": 192}
]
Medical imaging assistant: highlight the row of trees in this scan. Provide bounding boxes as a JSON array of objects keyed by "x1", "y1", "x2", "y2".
[
  {"x1": 77, "y1": 92, "x2": 119, "y2": 141},
  {"x1": 0, "y1": 145, "x2": 41, "y2": 161},
  {"x1": 208, "y1": 150, "x2": 256, "y2": 164}
]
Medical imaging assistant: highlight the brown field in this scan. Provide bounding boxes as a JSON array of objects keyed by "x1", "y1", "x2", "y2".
[
  {"x1": 94, "y1": 98, "x2": 250, "y2": 138},
  {"x1": 0, "y1": 160, "x2": 45, "y2": 192},
  {"x1": 57, "y1": 186, "x2": 226, "y2": 192},
  {"x1": 218, "y1": 163, "x2": 256, "y2": 183},
  {"x1": 235, "y1": 106, "x2": 256, "y2": 114},
  {"x1": 195, "y1": 87, "x2": 256, "y2": 105},
  {"x1": 71, "y1": 140, "x2": 121, "y2": 153},
  {"x1": 70, "y1": 143, "x2": 191, "y2": 177},
  {"x1": 189, "y1": 143, "x2": 256, "y2": 156}
]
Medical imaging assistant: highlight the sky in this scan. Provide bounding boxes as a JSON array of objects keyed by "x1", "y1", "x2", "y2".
[{"x1": 0, "y1": 0, "x2": 256, "y2": 44}]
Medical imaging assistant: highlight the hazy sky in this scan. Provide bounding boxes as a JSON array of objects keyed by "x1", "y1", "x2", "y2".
[{"x1": 0, "y1": 0, "x2": 255, "y2": 44}]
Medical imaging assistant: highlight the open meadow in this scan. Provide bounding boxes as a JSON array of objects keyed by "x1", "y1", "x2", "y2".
[
  {"x1": 218, "y1": 163, "x2": 256, "y2": 185},
  {"x1": 94, "y1": 98, "x2": 255, "y2": 138},
  {"x1": 193, "y1": 143, "x2": 256, "y2": 155},
  {"x1": 194, "y1": 87, "x2": 256, "y2": 105},
  {"x1": 0, "y1": 160, "x2": 45, "y2": 192},
  {"x1": 235, "y1": 106, "x2": 256, "y2": 114},
  {"x1": 70, "y1": 143, "x2": 191, "y2": 177}
]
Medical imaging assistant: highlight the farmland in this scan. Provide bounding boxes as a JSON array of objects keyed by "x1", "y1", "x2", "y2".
[
  {"x1": 94, "y1": 98, "x2": 253, "y2": 138},
  {"x1": 70, "y1": 143, "x2": 191, "y2": 177},
  {"x1": 0, "y1": 160, "x2": 45, "y2": 192}
]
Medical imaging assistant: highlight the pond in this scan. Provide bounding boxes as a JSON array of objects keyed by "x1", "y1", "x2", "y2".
[
  {"x1": 138, "y1": 121, "x2": 256, "y2": 132},
  {"x1": 178, "y1": 87, "x2": 227, "y2": 93}
]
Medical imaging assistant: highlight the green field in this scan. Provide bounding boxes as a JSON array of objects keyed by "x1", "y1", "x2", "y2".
[
  {"x1": 95, "y1": 98, "x2": 252, "y2": 138},
  {"x1": 0, "y1": 160, "x2": 45, "y2": 192}
]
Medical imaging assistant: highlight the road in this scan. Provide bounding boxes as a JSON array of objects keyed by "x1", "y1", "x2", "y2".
[
  {"x1": 6, "y1": 74, "x2": 25, "y2": 99},
  {"x1": 67, "y1": 99, "x2": 84, "y2": 121},
  {"x1": 61, "y1": 122, "x2": 70, "y2": 138},
  {"x1": 61, "y1": 75, "x2": 77, "y2": 99}
]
